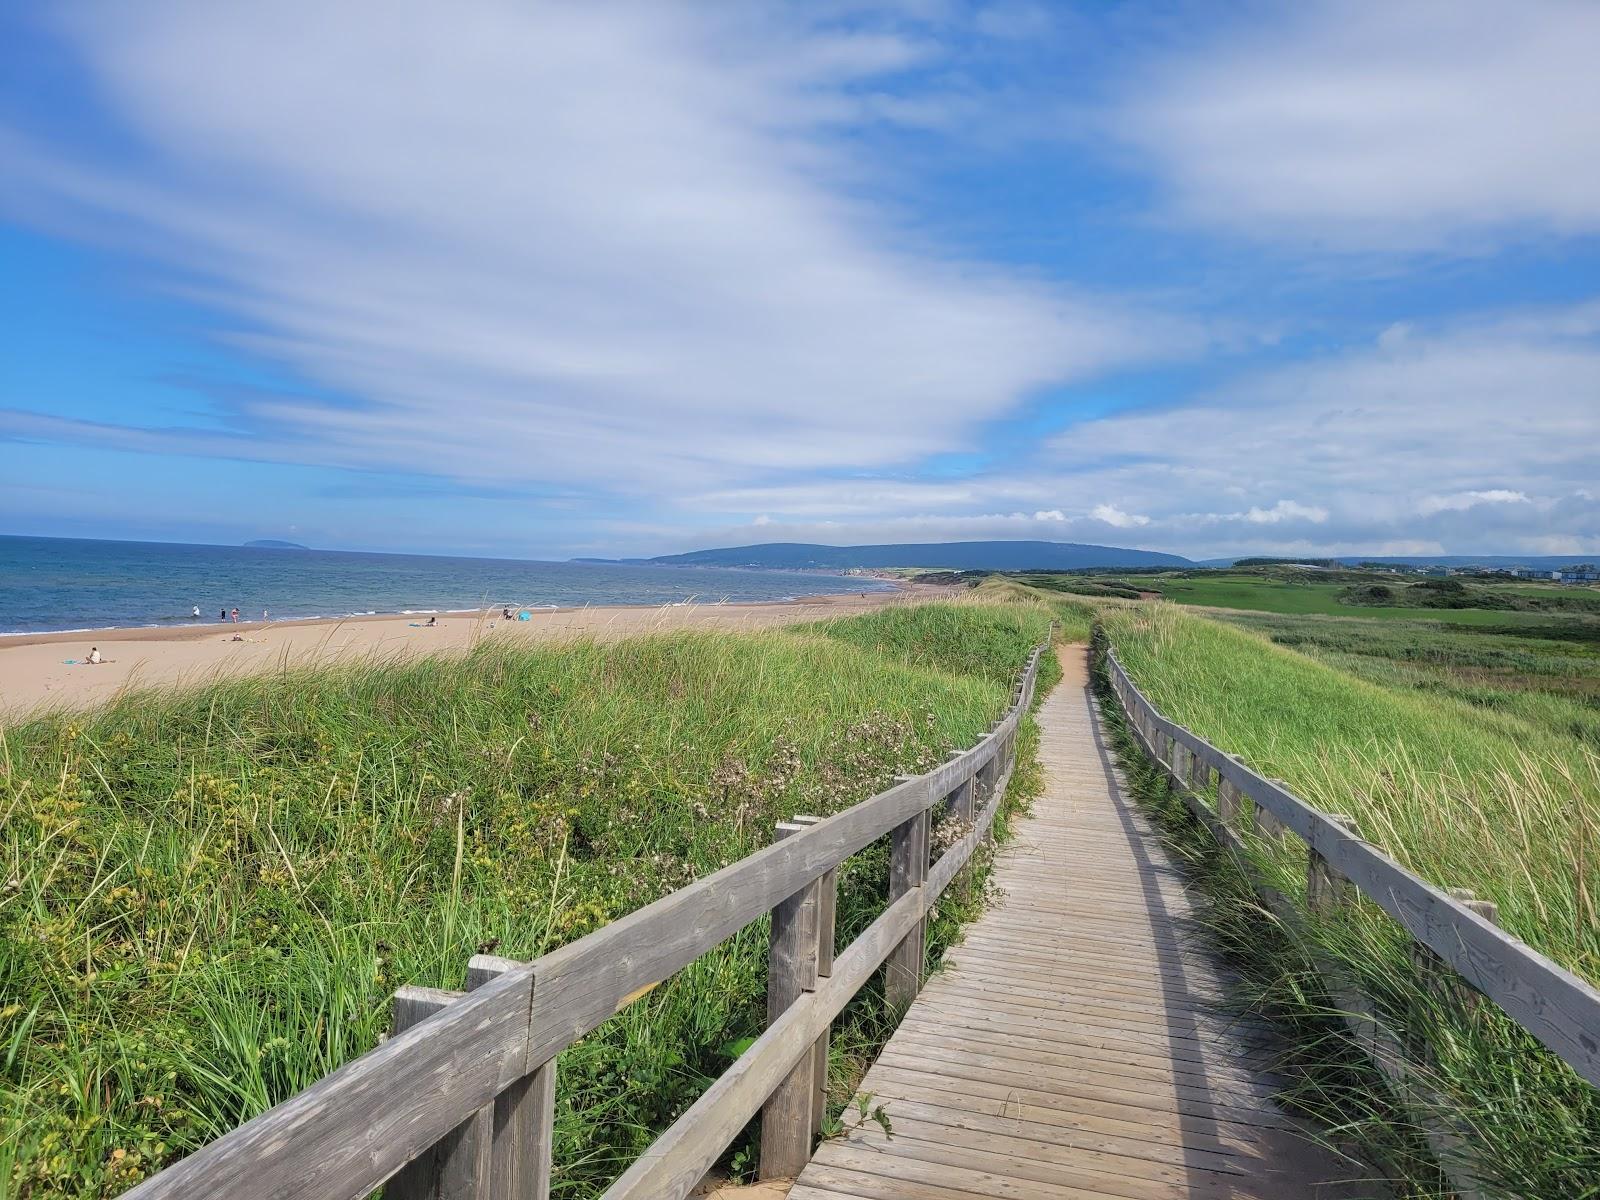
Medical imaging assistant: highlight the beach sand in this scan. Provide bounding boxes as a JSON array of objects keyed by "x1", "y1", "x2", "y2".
[{"x1": 1, "y1": 586, "x2": 945, "y2": 720}]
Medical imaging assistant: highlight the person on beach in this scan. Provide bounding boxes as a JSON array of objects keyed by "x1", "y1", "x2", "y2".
[
  {"x1": 219, "y1": 608, "x2": 227, "y2": 621},
  {"x1": 425, "y1": 615, "x2": 438, "y2": 627},
  {"x1": 192, "y1": 605, "x2": 201, "y2": 619},
  {"x1": 231, "y1": 608, "x2": 240, "y2": 623},
  {"x1": 502, "y1": 605, "x2": 514, "y2": 620},
  {"x1": 86, "y1": 647, "x2": 103, "y2": 665}
]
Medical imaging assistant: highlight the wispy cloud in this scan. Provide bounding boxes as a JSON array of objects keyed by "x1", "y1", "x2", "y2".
[
  {"x1": 0, "y1": 1, "x2": 1173, "y2": 497},
  {"x1": 674, "y1": 299, "x2": 1600, "y2": 557},
  {"x1": 1110, "y1": 0, "x2": 1600, "y2": 250}
]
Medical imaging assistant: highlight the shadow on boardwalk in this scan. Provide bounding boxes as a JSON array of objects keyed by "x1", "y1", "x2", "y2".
[{"x1": 794, "y1": 645, "x2": 1378, "y2": 1200}]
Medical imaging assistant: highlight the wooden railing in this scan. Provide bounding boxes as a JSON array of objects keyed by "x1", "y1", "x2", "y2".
[
  {"x1": 123, "y1": 643, "x2": 1048, "y2": 1200},
  {"x1": 1100, "y1": 632, "x2": 1600, "y2": 1194}
]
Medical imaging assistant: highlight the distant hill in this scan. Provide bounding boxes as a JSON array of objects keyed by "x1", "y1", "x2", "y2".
[
  {"x1": 620, "y1": 540, "x2": 1192, "y2": 571},
  {"x1": 243, "y1": 539, "x2": 309, "y2": 550}
]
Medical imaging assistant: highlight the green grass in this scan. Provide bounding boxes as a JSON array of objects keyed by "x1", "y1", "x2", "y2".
[
  {"x1": 0, "y1": 601, "x2": 1057, "y2": 1198},
  {"x1": 1097, "y1": 604, "x2": 1600, "y2": 1197},
  {"x1": 1132, "y1": 574, "x2": 1595, "y2": 622},
  {"x1": 968, "y1": 576, "x2": 1097, "y2": 639},
  {"x1": 1029, "y1": 568, "x2": 1600, "y2": 626},
  {"x1": 1214, "y1": 610, "x2": 1600, "y2": 752}
]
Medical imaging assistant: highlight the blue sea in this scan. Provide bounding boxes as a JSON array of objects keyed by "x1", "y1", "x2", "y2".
[{"x1": 0, "y1": 536, "x2": 892, "y2": 635}]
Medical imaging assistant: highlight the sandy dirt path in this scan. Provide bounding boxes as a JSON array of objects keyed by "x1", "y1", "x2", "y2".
[{"x1": 1, "y1": 586, "x2": 948, "y2": 721}]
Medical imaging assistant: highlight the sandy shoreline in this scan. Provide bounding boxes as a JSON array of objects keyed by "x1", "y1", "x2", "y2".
[{"x1": 1, "y1": 586, "x2": 945, "y2": 720}]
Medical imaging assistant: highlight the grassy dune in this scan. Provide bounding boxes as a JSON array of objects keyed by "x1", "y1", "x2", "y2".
[
  {"x1": 1074, "y1": 568, "x2": 1600, "y2": 625},
  {"x1": 1100, "y1": 602, "x2": 1599, "y2": 1196},
  {"x1": 0, "y1": 600, "x2": 1057, "y2": 1198}
]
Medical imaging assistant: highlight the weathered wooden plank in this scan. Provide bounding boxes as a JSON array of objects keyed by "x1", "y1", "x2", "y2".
[
  {"x1": 1306, "y1": 815, "x2": 1358, "y2": 916},
  {"x1": 386, "y1": 987, "x2": 493, "y2": 1200},
  {"x1": 792, "y1": 814, "x2": 838, "y2": 1137},
  {"x1": 876, "y1": 1033, "x2": 1287, "y2": 1123},
  {"x1": 600, "y1": 887, "x2": 925, "y2": 1200},
  {"x1": 867, "y1": 1058, "x2": 1297, "y2": 1144},
  {"x1": 885, "y1": 806, "x2": 930, "y2": 1009},
  {"x1": 761, "y1": 822, "x2": 824, "y2": 1179},
  {"x1": 890, "y1": 1021, "x2": 1286, "y2": 1103},
  {"x1": 805, "y1": 1128, "x2": 1317, "y2": 1200},
  {"x1": 797, "y1": 1153, "x2": 1168, "y2": 1200},
  {"x1": 121, "y1": 968, "x2": 534, "y2": 1200},
  {"x1": 827, "y1": 1092, "x2": 1252, "y2": 1178},
  {"x1": 466, "y1": 956, "x2": 554, "y2": 1200}
]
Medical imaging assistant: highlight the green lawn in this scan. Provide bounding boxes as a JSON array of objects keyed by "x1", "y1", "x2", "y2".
[{"x1": 1118, "y1": 572, "x2": 1600, "y2": 625}]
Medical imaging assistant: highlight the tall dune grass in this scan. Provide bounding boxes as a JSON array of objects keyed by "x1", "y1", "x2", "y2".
[{"x1": 0, "y1": 602, "x2": 1056, "y2": 1198}]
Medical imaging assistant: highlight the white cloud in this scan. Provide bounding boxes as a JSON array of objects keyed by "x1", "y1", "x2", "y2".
[
  {"x1": 0, "y1": 1, "x2": 1175, "y2": 497},
  {"x1": 1244, "y1": 500, "x2": 1328, "y2": 525},
  {"x1": 1033, "y1": 509, "x2": 1066, "y2": 521},
  {"x1": 1113, "y1": 0, "x2": 1600, "y2": 250},
  {"x1": 1417, "y1": 489, "x2": 1531, "y2": 516},
  {"x1": 672, "y1": 300, "x2": 1600, "y2": 559},
  {"x1": 1090, "y1": 503, "x2": 1149, "y2": 528}
]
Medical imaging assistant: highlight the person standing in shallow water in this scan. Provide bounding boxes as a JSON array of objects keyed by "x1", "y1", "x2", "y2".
[
  {"x1": 231, "y1": 608, "x2": 239, "y2": 623},
  {"x1": 219, "y1": 608, "x2": 227, "y2": 621}
]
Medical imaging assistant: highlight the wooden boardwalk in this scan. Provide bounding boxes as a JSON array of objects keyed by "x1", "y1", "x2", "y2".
[{"x1": 793, "y1": 646, "x2": 1368, "y2": 1200}]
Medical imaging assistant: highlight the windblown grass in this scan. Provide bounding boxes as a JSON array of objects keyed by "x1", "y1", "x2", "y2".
[
  {"x1": 1098, "y1": 603, "x2": 1600, "y2": 1198},
  {"x1": 1216, "y1": 609, "x2": 1600, "y2": 752},
  {"x1": 0, "y1": 601, "x2": 1055, "y2": 1197}
]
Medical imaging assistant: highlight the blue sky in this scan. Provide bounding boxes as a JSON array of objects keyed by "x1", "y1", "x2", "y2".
[{"x1": 2, "y1": 1, "x2": 1597, "y2": 560}]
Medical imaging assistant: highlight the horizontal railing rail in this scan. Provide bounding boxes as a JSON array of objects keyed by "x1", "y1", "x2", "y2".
[
  {"x1": 1101, "y1": 639, "x2": 1600, "y2": 1092},
  {"x1": 124, "y1": 640, "x2": 1048, "y2": 1200}
]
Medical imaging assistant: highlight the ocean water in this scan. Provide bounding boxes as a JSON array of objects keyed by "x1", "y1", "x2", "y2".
[{"x1": 0, "y1": 536, "x2": 891, "y2": 635}]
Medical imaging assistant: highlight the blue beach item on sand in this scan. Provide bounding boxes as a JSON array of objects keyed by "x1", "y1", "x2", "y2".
[{"x1": 518, "y1": 610, "x2": 532, "y2": 620}]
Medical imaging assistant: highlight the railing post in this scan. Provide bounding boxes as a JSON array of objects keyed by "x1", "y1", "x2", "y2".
[
  {"x1": 791, "y1": 815, "x2": 838, "y2": 1138},
  {"x1": 1413, "y1": 889, "x2": 1500, "y2": 1026},
  {"x1": 386, "y1": 988, "x2": 494, "y2": 1200},
  {"x1": 944, "y1": 762, "x2": 978, "y2": 900},
  {"x1": 466, "y1": 956, "x2": 556, "y2": 1200},
  {"x1": 1216, "y1": 757, "x2": 1245, "y2": 830},
  {"x1": 1187, "y1": 750, "x2": 1212, "y2": 795},
  {"x1": 1307, "y1": 815, "x2": 1359, "y2": 916},
  {"x1": 885, "y1": 797, "x2": 930, "y2": 1010},
  {"x1": 1216, "y1": 774, "x2": 1241, "y2": 832},
  {"x1": 1171, "y1": 738, "x2": 1191, "y2": 786},
  {"x1": 760, "y1": 822, "x2": 822, "y2": 1179},
  {"x1": 1254, "y1": 780, "x2": 1293, "y2": 846}
]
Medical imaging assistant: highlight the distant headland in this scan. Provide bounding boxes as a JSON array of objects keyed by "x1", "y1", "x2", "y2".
[{"x1": 243, "y1": 539, "x2": 310, "y2": 550}]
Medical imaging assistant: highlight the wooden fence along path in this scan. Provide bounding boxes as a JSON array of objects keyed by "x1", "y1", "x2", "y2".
[
  {"x1": 794, "y1": 646, "x2": 1361, "y2": 1200},
  {"x1": 120, "y1": 632, "x2": 1600, "y2": 1200},
  {"x1": 1103, "y1": 633, "x2": 1600, "y2": 1198},
  {"x1": 123, "y1": 647, "x2": 1047, "y2": 1200}
]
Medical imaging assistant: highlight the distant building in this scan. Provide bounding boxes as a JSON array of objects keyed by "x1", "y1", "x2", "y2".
[{"x1": 1559, "y1": 566, "x2": 1600, "y2": 584}]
